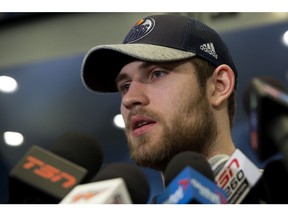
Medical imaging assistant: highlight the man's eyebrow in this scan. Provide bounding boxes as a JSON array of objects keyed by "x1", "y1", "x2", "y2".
[
  {"x1": 115, "y1": 73, "x2": 128, "y2": 86},
  {"x1": 114, "y1": 62, "x2": 154, "y2": 84}
]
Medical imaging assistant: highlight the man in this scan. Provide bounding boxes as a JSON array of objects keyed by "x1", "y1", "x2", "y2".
[{"x1": 81, "y1": 14, "x2": 237, "y2": 175}]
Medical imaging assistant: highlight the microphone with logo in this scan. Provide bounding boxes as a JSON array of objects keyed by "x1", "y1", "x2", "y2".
[
  {"x1": 214, "y1": 148, "x2": 265, "y2": 204},
  {"x1": 60, "y1": 162, "x2": 150, "y2": 204},
  {"x1": 215, "y1": 148, "x2": 288, "y2": 204},
  {"x1": 242, "y1": 76, "x2": 288, "y2": 166},
  {"x1": 8, "y1": 131, "x2": 103, "y2": 204},
  {"x1": 154, "y1": 151, "x2": 227, "y2": 204}
]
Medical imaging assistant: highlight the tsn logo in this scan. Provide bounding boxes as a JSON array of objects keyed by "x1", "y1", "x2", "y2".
[
  {"x1": 23, "y1": 156, "x2": 76, "y2": 188},
  {"x1": 71, "y1": 191, "x2": 101, "y2": 203},
  {"x1": 216, "y1": 158, "x2": 245, "y2": 198}
]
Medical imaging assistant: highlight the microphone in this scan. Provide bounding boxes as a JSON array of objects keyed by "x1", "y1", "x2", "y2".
[
  {"x1": 50, "y1": 131, "x2": 103, "y2": 182},
  {"x1": 155, "y1": 151, "x2": 227, "y2": 204},
  {"x1": 8, "y1": 131, "x2": 103, "y2": 204},
  {"x1": 242, "y1": 76, "x2": 288, "y2": 163},
  {"x1": 215, "y1": 148, "x2": 265, "y2": 204},
  {"x1": 208, "y1": 154, "x2": 230, "y2": 176},
  {"x1": 60, "y1": 162, "x2": 150, "y2": 204}
]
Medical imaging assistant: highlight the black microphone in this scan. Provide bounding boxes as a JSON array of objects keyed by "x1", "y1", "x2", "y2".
[
  {"x1": 9, "y1": 131, "x2": 103, "y2": 204},
  {"x1": 50, "y1": 131, "x2": 103, "y2": 183},
  {"x1": 155, "y1": 151, "x2": 227, "y2": 204},
  {"x1": 60, "y1": 162, "x2": 150, "y2": 204},
  {"x1": 164, "y1": 151, "x2": 215, "y2": 187},
  {"x1": 242, "y1": 76, "x2": 288, "y2": 163}
]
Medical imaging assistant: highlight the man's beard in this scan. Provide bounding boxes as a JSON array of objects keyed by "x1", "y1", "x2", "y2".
[{"x1": 125, "y1": 90, "x2": 218, "y2": 171}]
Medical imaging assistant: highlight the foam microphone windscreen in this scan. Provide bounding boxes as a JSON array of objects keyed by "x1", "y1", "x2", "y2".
[
  {"x1": 164, "y1": 151, "x2": 215, "y2": 187},
  {"x1": 50, "y1": 131, "x2": 103, "y2": 182},
  {"x1": 92, "y1": 162, "x2": 150, "y2": 204}
]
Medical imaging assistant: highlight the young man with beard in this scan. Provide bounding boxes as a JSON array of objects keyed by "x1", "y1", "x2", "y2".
[{"x1": 81, "y1": 14, "x2": 237, "y2": 177}]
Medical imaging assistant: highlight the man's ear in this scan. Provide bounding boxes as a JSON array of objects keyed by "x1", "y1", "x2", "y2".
[{"x1": 210, "y1": 64, "x2": 235, "y2": 107}]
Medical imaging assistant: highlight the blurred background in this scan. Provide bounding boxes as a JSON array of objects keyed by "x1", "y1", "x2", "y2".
[{"x1": 1, "y1": 12, "x2": 288, "y2": 204}]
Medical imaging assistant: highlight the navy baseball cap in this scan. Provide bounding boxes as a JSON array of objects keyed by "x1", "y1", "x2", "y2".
[{"x1": 81, "y1": 14, "x2": 238, "y2": 93}]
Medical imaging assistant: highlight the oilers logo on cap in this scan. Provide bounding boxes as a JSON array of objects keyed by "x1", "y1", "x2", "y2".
[{"x1": 123, "y1": 18, "x2": 155, "y2": 44}]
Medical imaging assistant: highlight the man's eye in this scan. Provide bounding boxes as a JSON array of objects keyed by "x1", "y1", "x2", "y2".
[
  {"x1": 119, "y1": 83, "x2": 130, "y2": 94},
  {"x1": 151, "y1": 70, "x2": 167, "y2": 79}
]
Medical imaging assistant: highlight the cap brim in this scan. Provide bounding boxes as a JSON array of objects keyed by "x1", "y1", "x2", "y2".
[{"x1": 81, "y1": 44, "x2": 196, "y2": 93}]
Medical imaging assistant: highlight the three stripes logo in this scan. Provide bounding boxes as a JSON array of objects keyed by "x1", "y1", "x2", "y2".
[{"x1": 200, "y1": 43, "x2": 218, "y2": 59}]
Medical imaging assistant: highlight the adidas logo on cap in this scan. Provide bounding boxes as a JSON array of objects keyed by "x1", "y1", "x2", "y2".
[{"x1": 200, "y1": 43, "x2": 218, "y2": 59}]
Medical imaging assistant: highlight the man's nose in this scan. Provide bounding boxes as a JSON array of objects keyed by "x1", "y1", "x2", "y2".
[{"x1": 121, "y1": 82, "x2": 149, "y2": 110}]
